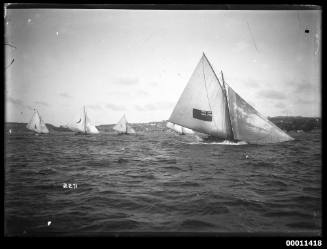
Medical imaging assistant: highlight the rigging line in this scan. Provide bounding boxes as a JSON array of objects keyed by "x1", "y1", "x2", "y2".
[
  {"x1": 201, "y1": 57, "x2": 219, "y2": 136},
  {"x1": 203, "y1": 54, "x2": 230, "y2": 136},
  {"x1": 246, "y1": 21, "x2": 259, "y2": 53},
  {"x1": 84, "y1": 106, "x2": 86, "y2": 134},
  {"x1": 221, "y1": 79, "x2": 235, "y2": 140},
  {"x1": 204, "y1": 54, "x2": 231, "y2": 137}
]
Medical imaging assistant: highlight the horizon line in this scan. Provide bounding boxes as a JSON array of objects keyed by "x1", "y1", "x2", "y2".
[{"x1": 5, "y1": 115, "x2": 322, "y2": 127}]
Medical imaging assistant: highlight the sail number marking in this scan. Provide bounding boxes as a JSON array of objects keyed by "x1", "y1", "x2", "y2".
[
  {"x1": 62, "y1": 183, "x2": 78, "y2": 189},
  {"x1": 193, "y1": 108, "x2": 212, "y2": 121}
]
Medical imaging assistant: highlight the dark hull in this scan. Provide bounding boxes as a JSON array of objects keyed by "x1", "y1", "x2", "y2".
[
  {"x1": 117, "y1": 132, "x2": 132, "y2": 135},
  {"x1": 74, "y1": 132, "x2": 89, "y2": 136},
  {"x1": 33, "y1": 132, "x2": 49, "y2": 136}
]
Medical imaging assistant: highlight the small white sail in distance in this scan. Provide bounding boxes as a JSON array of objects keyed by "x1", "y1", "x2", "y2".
[
  {"x1": 26, "y1": 109, "x2": 49, "y2": 133},
  {"x1": 67, "y1": 106, "x2": 99, "y2": 134},
  {"x1": 168, "y1": 53, "x2": 294, "y2": 144},
  {"x1": 113, "y1": 114, "x2": 136, "y2": 134},
  {"x1": 166, "y1": 122, "x2": 194, "y2": 135}
]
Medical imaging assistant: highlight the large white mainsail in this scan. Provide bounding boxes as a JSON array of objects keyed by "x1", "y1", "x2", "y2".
[
  {"x1": 26, "y1": 109, "x2": 49, "y2": 134},
  {"x1": 169, "y1": 53, "x2": 232, "y2": 138},
  {"x1": 113, "y1": 115, "x2": 136, "y2": 134},
  {"x1": 67, "y1": 106, "x2": 99, "y2": 134},
  {"x1": 168, "y1": 53, "x2": 294, "y2": 144}
]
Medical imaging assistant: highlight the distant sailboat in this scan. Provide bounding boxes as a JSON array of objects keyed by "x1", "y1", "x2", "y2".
[
  {"x1": 166, "y1": 122, "x2": 194, "y2": 135},
  {"x1": 8, "y1": 129, "x2": 12, "y2": 135},
  {"x1": 26, "y1": 109, "x2": 49, "y2": 134},
  {"x1": 168, "y1": 53, "x2": 294, "y2": 144},
  {"x1": 113, "y1": 115, "x2": 136, "y2": 134},
  {"x1": 68, "y1": 106, "x2": 99, "y2": 134}
]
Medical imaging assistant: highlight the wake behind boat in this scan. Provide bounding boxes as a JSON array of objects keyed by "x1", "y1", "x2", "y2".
[{"x1": 168, "y1": 53, "x2": 294, "y2": 145}]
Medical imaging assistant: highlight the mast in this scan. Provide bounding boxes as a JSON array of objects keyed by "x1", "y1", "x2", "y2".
[
  {"x1": 84, "y1": 106, "x2": 86, "y2": 134},
  {"x1": 125, "y1": 115, "x2": 128, "y2": 134},
  {"x1": 202, "y1": 52, "x2": 234, "y2": 139},
  {"x1": 35, "y1": 109, "x2": 40, "y2": 132},
  {"x1": 36, "y1": 109, "x2": 42, "y2": 128},
  {"x1": 221, "y1": 71, "x2": 234, "y2": 140}
]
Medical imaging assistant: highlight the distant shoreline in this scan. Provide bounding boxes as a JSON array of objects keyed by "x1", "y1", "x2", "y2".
[
  {"x1": 4, "y1": 116, "x2": 321, "y2": 126},
  {"x1": 5, "y1": 116, "x2": 321, "y2": 133}
]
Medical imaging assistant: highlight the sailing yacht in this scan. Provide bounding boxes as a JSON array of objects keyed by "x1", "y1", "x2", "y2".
[
  {"x1": 26, "y1": 109, "x2": 49, "y2": 134},
  {"x1": 113, "y1": 114, "x2": 136, "y2": 134},
  {"x1": 168, "y1": 53, "x2": 294, "y2": 144},
  {"x1": 67, "y1": 106, "x2": 99, "y2": 134}
]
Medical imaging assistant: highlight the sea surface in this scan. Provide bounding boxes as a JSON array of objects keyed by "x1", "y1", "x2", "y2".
[{"x1": 4, "y1": 126, "x2": 322, "y2": 236}]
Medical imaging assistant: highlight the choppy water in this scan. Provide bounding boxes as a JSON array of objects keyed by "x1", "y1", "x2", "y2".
[{"x1": 5, "y1": 128, "x2": 321, "y2": 236}]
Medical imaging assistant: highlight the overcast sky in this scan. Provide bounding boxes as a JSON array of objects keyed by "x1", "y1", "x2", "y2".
[{"x1": 5, "y1": 8, "x2": 321, "y2": 126}]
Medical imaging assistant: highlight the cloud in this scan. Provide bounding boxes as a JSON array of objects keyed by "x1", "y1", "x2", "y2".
[
  {"x1": 34, "y1": 101, "x2": 49, "y2": 107},
  {"x1": 107, "y1": 91, "x2": 131, "y2": 97},
  {"x1": 134, "y1": 105, "x2": 146, "y2": 111},
  {"x1": 134, "y1": 101, "x2": 174, "y2": 111},
  {"x1": 113, "y1": 77, "x2": 139, "y2": 86},
  {"x1": 274, "y1": 102, "x2": 286, "y2": 109},
  {"x1": 296, "y1": 55, "x2": 303, "y2": 63},
  {"x1": 148, "y1": 81, "x2": 159, "y2": 87},
  {"x1": 87, "y1": 104, "x2": 102, "y2": 110},
  {"x1": 59, "y1": 92, "x2": 72, "y2": 98},
  {"x1": 7, "y1": 96, "x2": 23, "y2": 106},
  {"x1": 256, "y1": 89, "x2": 286, "y2": 100},
  {"x1": 293, "y1": 81, "x2": 317, "y2": 94},
  {"x1": 261, "y1": 63, "x2": 270, "y2": 70},
  {"x1": 7, "y1": 96, "x2": 34, "y2": 110},
  {"x1": 135, "y1": 89, "x2": 149, "y2": 96},
  {"x1": 295, "y1": 97, "x2": 316, "y2": 105},
  {"x1": 107, "y1": 89, "x2": 149, "y2": 98},
  {"x1": 243, "y1": 79, "x2": 259, "y2": 88},
  {"x1": 232, "y1": 41, "x2": 250, "y2": 53},
  {"x1": 105, "y1": 103, "x2": 126, "y2": 111}
]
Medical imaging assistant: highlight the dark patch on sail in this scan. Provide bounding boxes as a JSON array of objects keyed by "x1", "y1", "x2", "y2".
[
  {"x1": 193, "y1": 108, "x2": 212, "y2": 121},
  {"x1": 76, "y1": 118, "x2": 81, "y2": 124}
]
